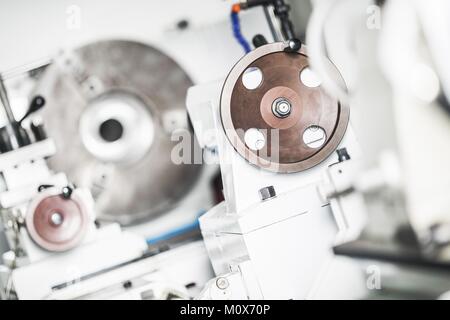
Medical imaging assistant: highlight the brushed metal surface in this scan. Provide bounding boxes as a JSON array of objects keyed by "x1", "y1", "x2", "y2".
[{"x1": 36, "y1": 40, "x2": 202, "y2": 225}]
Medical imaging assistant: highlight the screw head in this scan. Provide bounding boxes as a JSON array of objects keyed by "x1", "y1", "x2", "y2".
[
  {"x1": 216, "y1": 277, "x2": 229, "y2": 290},
  {"x1": 61, "y1": 186, "x2": 73, "y2": 199},
  {"x1": 50, "y1": 212, "x2": 64, "y2": 226},
  {"x1": 122, "y1": 280, "x2": 133, "y2": 289}
]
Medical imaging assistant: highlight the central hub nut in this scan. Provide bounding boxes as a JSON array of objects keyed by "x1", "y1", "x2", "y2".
[{"x1": 272, "y1": 97, "x2": 292, "y2": 118}]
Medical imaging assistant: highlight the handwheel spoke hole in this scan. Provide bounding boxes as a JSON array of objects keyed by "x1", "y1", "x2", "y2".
[
  {"x1": 300, "y1": 67, "x2": 321, "y2": 88},
  {"x1": 303, "y1": 125, "x2": 326, "y2": 149},
  {"x1": 242, "y1": 67, "x2": 263, "y2": 90},
  {"x1": 244, "y1": 128, "x2": 265, "y2": 151}
]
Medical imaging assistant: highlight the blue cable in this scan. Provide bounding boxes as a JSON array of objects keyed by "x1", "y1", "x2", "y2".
[
  {"x1": 145, "y1": 210, "x2": 206, "y2": 245},
  {"x1": 231, "y1": 11, "x2": 251, "y2": 54}
]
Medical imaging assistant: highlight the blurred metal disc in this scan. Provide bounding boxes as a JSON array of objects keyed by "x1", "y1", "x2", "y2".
[
  {"x1": 36, "y1": 40, "x2": 202, "y2": 225},
  {"x1": 26, "y1": 190, "x2": 90, "y2": 252},
  {"x1": 220, "y1": 42, "x2": 349, "y2": 173}
]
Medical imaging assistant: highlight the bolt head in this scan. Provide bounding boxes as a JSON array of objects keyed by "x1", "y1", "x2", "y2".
[
  {"x1": 50, "y1": 212, "x2": 64, "y2": 226},
  {"x1": 272, "y1": 98, "x2": 292, "y2": 118},
  {"x1": 61, "y1": 186, "x2": 73, "y2": 199},
  {"x1": 216, "y1": 277, "x2": 229, "y2": 290},
  {"x1": 287, "y1": 39, "x2": 301, "y2": 52}
]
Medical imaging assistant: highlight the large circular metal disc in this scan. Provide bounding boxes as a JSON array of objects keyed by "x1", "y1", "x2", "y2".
[
  {"x1": 220, "y1": 42, "x2": 349, "y2": 173},
  {"x1": 36, "y1": 40, "x2": 202, "y2": 225}
]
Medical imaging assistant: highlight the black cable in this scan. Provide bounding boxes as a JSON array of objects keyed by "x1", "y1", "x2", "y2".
[{"x1": 240, "y1": 0, "x2": 300, "y2": 46}]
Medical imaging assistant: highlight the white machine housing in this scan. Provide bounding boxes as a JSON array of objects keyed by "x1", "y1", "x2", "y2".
[
  {"x1": 188, "y1": 77, "x2": 366, "y2": 299},
  {"x1": 0, "y1": 137, "x2": 211, "y2": 300}
]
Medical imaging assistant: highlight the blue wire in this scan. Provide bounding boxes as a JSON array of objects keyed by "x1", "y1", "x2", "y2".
[
  {"x1": 145, "y1": 210, "x2": 206, "y2": 245},
  {"x1": 231, "y1": 11, "x2": 251, "y2": 54}
]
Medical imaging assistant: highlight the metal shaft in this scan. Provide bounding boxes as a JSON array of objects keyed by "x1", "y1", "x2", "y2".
[
  {"x1": 263, "y1": 5, "x2": 282, "y2": 42},
  {"x1": 0, "y1": 75, "x2": 22, "y2": 150},
  {"x1": 0, "y1": 76, "x2": 15, "y2": 123}
]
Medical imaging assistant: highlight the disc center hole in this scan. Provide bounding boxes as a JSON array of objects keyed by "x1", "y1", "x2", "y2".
[{"x1": 99, "y1": 118, "x2": 124, "y2": 142}]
